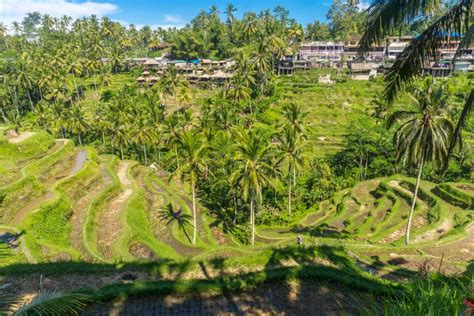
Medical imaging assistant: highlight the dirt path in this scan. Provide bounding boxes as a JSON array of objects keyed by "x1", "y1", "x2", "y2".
[
  {"x1": 7, "y1": 132, "x2": 36, "y2": 144},
  {"x1": 414, "y1": 218, "x2": 453, "y2": 243},
  {"x1": 424, "y1": 223, "x2": 474, "y2": 262},
  {"x1": 97, "y1": 161, "x2": 133, "y2": 259}
]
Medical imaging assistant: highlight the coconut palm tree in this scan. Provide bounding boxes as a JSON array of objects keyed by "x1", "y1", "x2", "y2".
[
  {"x1": 231, "y1": 129, "x2": 276, "y2": 245},
  {"x1": 67, "y1": 104, "x2": 88, "y2": 145},
  {"x1": 359, "y1": 0, "x2": 473, "y2": 166},
  {"x1": 387, "y1": 78, "x2": 455, "y2": 244},
  {"x1": 131, "y1": 118, "x2": 153, "y2": 165},
  {"x1": 112, "y1": 123, "x2": 130, "y2": 160},
  {"x1": 173, "y1": 129, "x2": 208, "y2": 245},
  {"x1": 243, "y1": 16, "x2": 259, "y2": 41},
  {"x1": 15, "y1": 61, "x2": 35, "y2": 111},
  {"x1": 177, "y1": 81, "x2": 192, "y2": 110},
  {"x1": 277, "y1": 129, "x2": 306, "y2": 216},
  {"x1": 282, "y1": 103, "x2": 308, "y2": 142}
]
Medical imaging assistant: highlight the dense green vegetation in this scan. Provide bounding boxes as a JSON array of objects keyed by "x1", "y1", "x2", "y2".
[{"x1": 0, "y1": 0, "x2": 473, "y2": 314}]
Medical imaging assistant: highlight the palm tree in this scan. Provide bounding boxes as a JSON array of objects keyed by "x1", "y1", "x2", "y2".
[
  {"x1": 51, "y1": 101, "x2": 69, "y2": 138},
  {"x1": 225, "y1": 4, "x2": 237, "y2": 24},
  {"x1": 387, "y1": 78, "x2": 455, "y2": 244},
  {"x1": 33, "y1": 101, "x2": 52, "y2": 131},
  {"x1": 282, "y1": 103, "x2": 308, "y2": 142},
  {"x1": 112, "y1": 123, "x2": 130, "y2": 160},
  {"x1": 177, "y1": 81, "x2": 192, "y2": 110},
  {"x1": 277, "y1": 129, "x2": 306, "y2": 216},
  {"x1": 173, "y1": 130, "x2": 208, "y2": 245},
  {"x1": 231, "y1": 129, "x2": 276, "y2": 245},
  {"x1": 16, "y1": 61, "x2": 35, "y2": 111},
  {"x1": 227, "y1": 75, "x2": 252, "y2": 106},
  {"x1": 243, "y1": 16, "x2": 259, "y2": 41},
  {"x1": 359, "y1": 0, "x2": 473, "y2": 167},
  {"x1": 131, "y1": 119, "x2": 153, "y2": 165},
  {"x1": 67, "y1": 104, "x2": 88, "y2": 145}
]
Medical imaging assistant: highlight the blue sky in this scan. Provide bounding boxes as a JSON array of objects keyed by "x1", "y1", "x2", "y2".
[
  {"x1": 108, "y1": 0, "x2": 334, "y2": 27},
  {"x1": 0, "y1": 0, "x2": 369, "y2": 29}
]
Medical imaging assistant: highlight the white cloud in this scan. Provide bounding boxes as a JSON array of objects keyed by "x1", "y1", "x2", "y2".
[
  {"x1": 0, "y1": 0, "x2": 118, "y2": 26},
  {"x1": 358, "y1": 1, "x2": 371, "y2": 10},
  {"x1": 163, "y1": 14, "x2": 183, "y2": 24}
]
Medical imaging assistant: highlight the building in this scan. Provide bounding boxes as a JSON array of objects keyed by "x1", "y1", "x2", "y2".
[
  {"x1": 349, "y1": 62, "x2": 378, "y2": 80},
  {"x1": 386, "y1": 36, "x2": 412, "y2": 59},
  {"x1": 299, "y1": 41, "x2": 344, "y2": 61},
  {"x1": 344, "y1": 35, "x2": 385, "y2": 61}
]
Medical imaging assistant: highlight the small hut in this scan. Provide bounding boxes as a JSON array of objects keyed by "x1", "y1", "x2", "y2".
[
  {"x1": 350, "y1": 63, "x2": 377, "y2": 80},
  {"x1": 142, "y1": 58, "x2": 160, "y2": 70}
]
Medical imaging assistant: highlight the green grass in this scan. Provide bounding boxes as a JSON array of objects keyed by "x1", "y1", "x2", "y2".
[
  {"x1": 21, "y1": 147, "x2": 100, "y2": 261},
  {"x1": 0, "y1": 130, "x2": 56, "y2": 186},
  {"x1": 83, "y1": 155, "x2": 121, "y2": 262},
  {"x1": 113, "y1": 162, "x2": 181, "y2": 261}
]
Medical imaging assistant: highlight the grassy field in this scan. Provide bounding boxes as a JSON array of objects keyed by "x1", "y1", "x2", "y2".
[
  {"x1": 0, "y1": 122, "x2": 472, "y2": 274},
  {"x1": 0, "y1": 72, "x2": 472, "y2": 312}
]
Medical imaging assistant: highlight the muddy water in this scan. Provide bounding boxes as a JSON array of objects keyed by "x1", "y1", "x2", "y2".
[{"x1": 71, "y1": 150, "x2": 87, "y2": 175}]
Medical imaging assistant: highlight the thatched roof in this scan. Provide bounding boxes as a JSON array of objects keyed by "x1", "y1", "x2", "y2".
[
  {"x1": 210, "y1": 71, "x2": 234, "y2": 79},
  {"x1": 137, "y1": 77, "x2": 146, "y2": 82},
  {"x1": 142, "y1": 58, "x2": 160, "y2": 66}
]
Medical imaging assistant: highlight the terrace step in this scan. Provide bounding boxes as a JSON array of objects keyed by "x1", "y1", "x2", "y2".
[{"x1": 97, "y1": 161, "x2": 134, "y2": 260}]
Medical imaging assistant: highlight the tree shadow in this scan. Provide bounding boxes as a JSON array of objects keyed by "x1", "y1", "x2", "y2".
[
  {"x1": 5, "y1": 244, "x2": 470, "y2": 315},
  {"x1": 290, "y1": 223, "x2": 350, "y2": 239},
  {"x1": 159, "y1": 203, "x2": 192, "y2": 243},
  {"x1": 0, "y1": 230, "x2": 25, "y2": 250}
]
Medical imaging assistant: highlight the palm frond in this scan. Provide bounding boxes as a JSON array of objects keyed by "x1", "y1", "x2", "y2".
[
  {"x1": 446, "y1": 89, "x2": 474, "y2": 166},
  {"x1": 386, "y1": 110, "x2": 419, "y2": 128},
  {"x1": 383, "y1": 0, "x2": 473, "y2": 102},
  {"x1": 14, "y1": 292, "x2": 90, "y2": 316},
  {"x1": 358, "y1": 0, "x2": 442, "y2": 52}
]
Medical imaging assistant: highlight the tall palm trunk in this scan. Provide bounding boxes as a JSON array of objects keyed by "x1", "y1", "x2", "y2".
[
  {"x1": 192, "y1": 182, "x2": 197, "y2": 245},
  {"x1": 26, "y1": 89, "x2": 34, "y2": 111},
  {"x1": 143, "y1": 143, "x2": 148, "y2": 165},
  {"x1": 78, "y1": 132, "x2": 82, "y2": 145},
  {"x1": 250, "y1": 196, "x2": 255, "y2": 245},
  {"x1": 288, "y1": 180, "x2": 292, "y2": 217},
  {"x1": 288, "y1": 165, "x2": 292, "y2": 216},
  {"x1": 120, "y1": 144, "x2": 124, "y2": 160},
  {"x1": 73, "y1": 76, "x2": 80, "y2": 100},
  {"x1": 405, "y1": 156, "x2": 424, "y2": 245}
]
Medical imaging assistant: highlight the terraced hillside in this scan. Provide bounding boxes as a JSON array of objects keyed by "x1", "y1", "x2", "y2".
[{"x1": 0, "y1": 128, "x2": 472, "y2": 275}]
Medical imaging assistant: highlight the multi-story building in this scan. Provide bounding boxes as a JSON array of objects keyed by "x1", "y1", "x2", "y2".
[
  {"x1": 299, "y1": 41, "x2": 345, "y2": 61},
  {"x1": 386, "y1": 36, "x2": 413, "y2": 59},
  {"x1": 344, "y1": 35, "x2": 385, "y2": 61}
]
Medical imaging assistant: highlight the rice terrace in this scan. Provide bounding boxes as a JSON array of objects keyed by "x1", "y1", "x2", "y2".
[{"x1": 0, "y1": 0, "x2": 473, "y2": 315}]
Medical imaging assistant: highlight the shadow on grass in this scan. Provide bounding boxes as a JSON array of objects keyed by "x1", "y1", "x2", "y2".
[
  {"x1": 2, "y1": 244, "x2": 451, "y2": 315},
  {"x1": 290, "y1": 223, "x2": 351, "y2": 239}
]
